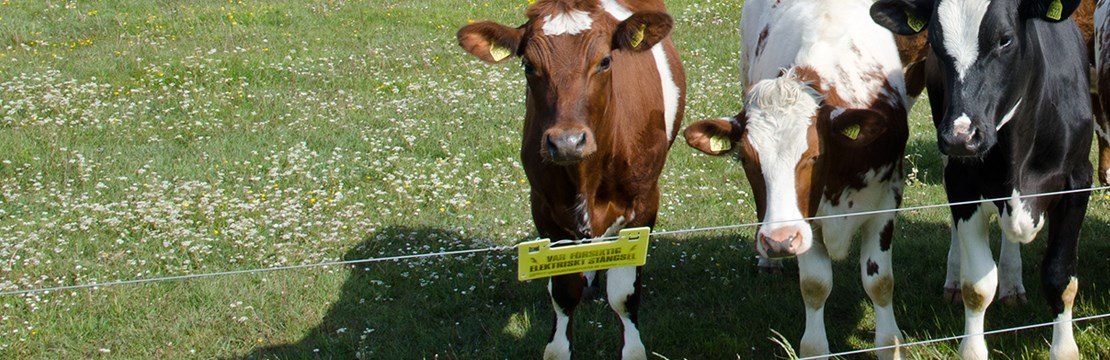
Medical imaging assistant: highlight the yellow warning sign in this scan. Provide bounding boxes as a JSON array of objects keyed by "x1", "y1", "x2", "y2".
[{"x1": 517, "y1": 227, "x2": 650, "y2": 281}]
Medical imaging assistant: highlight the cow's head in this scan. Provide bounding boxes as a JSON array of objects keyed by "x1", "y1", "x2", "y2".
[
  {"x1": 871, "y1": 0, "x2": 1080, "y2": 157},
  {"x1": 457, "y1": 1, "x2": 673, "y2": 165},
  {"x1": 684, "y1": 70, "x2": 891, "y2": 259}
]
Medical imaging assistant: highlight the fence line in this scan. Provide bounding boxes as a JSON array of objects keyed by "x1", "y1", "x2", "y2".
[
  {"x1": 0, "y1": 246, "x2": 514, "y2": 297},
  {"x1": 2, "y1": 185, "x2": 1109, "y2": 355},
  {"x1": 2, "y1": 185, "x2": 1108, "y2": 297},
  {"x1": 795, "y1": 313, "x2": 1110, "y2": 359}
]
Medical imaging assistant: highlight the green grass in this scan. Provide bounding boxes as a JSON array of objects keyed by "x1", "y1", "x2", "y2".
[{"x1": 1, "y1": 0, "x2": 1109, "y2": 358}]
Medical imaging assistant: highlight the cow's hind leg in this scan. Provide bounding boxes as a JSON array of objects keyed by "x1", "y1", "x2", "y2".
[
  {"x1": 606, "y1": 266, "x2": 646, "y2": 360},
  {"x1": 860, "y1": 217, "x2": 903, "y2": 360},
  {"x1": 546, "y1": 273, "x2": 587, "y2": 360},
  {"x1": 956, "y1": 206, "x2": 996, "y2": 360},
  {"x1": 798, "y1": 241, "x2": 833, "y2": 358},
  {"x1": 1042, "y1": 191, "x2": 1087, "y2": 360}
]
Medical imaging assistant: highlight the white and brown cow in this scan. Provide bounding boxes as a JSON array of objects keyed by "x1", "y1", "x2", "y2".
[
  {"x1": 457, "y1": 0, "x2": 684, "y2": 359},
  {"x1": 684, "y1": 0, "x2": 909, "y2": 358}
]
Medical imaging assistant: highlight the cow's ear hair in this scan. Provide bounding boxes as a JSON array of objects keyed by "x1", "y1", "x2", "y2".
[
  {"x1": 1020, "y1": 0, "x2": 1080, "y2": 22},
  {"x1": 870, "y1": 0, "x2": 934, "y2": 36},
  {"x1": 458, "y1": 21, "x2": 524, "y2": 64},
  {"x1": 684, "y1": 116, "x2": 742, "y2": 156},
  {"x1": 613, "y1": 12, "x2": 673, "y2": 52},
  {"x1": 824, "y1": 108, "x2": 888, "y2": 148}
]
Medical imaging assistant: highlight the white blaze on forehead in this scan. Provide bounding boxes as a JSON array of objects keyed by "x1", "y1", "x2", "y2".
[
  {"x1": 937, "y1": 0, "x2": 992, "y2": 80},
  {"x1": 744, "y1": 70, "x2": 821, "y2": 226},
  {"x1": 542, "y1": 10, "x2": 593, "y2": 36}
]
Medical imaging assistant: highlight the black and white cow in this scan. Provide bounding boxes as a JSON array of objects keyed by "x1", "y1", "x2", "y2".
[{"x1": 872, "y1": 0, "x2": 1093, "y2": 359}]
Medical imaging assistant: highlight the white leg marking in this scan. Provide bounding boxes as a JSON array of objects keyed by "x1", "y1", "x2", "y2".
[
  {"x1": 798, "y1": 242, "x2": 833, "y2": 358},
  {"x1": 607, "y1": 266, "x2": 645, "y2": 359},
  {"x1": 545, "y1": 279, "x2": 573, "y2": 360},
  {"x1": 996, "y1": 233, "x2": 1026, "y2": 302},
  {"x1": 1050, "y1": 277, "x2": 1079, "y2": 360},
  {"x1": 860, "y1": 217, "x2": 903, "y2": 360},
  {"x1": 956, "y1": 209, "x2": 996, "y2": 360},
  {"x1": 945, "y1": 224, "x2": 962, "y2": 293}
]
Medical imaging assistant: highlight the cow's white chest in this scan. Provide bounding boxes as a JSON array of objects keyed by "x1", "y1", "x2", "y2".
[
  {"x1": 818, "y1": 165, "x2": 901, "y2": 260},
  {"x1": 998, "y1": 189, "x2": 1045, "y2": 244}
]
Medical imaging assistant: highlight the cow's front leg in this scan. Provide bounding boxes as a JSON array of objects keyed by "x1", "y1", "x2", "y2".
[
  {"x1": 546, "y1": 273, "x2": 587, "y2": 360},
  {"x1": 1042, "y1": 190, "x2": 1087, "y2": 360},
  {"x1": 797, "y1": 241, "x2": 832, "y2": 358},
  {"x1": 606, "y1": 266, "x2": 646, "y2": 360},
  {"x1": 860, "y1": 217, "x2": 903, "y2": 360},
  {"x1": 956, "y1": 207, "x2": 996, "y2": 360}
]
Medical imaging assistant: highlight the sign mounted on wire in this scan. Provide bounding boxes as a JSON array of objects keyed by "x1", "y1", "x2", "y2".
[{"x1": 517, "y1": 227, "x2": 651, "y2": 281}]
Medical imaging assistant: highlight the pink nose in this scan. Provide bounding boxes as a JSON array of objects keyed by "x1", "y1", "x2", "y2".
[
  {"x1": 759, "y1": 227, "x2": 804, "y2": 258},
  {"x1": 543, "y1": 127, "x2": 596, "y2": 165}
]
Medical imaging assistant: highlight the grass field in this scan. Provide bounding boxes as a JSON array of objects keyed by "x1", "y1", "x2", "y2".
[{"x1": 1, "y1": 0, "x2": 1109, "y2": 358}]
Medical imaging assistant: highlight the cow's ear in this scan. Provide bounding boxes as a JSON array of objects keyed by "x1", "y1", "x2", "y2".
[
  {"x1": 613, "y1": 12, "x2": 673, "y2": 52},
  {"x1": 1020, "y1": 0, "x2": 1080, "y2": 22},
  {"x1": 825, "y1": 108, "x2": 888, "y2": 148},
  {"x1": 684, "y1": 116, "x2": 742, "y2": 156},
  {"x1": 871, "y1": 0, "x2": 934, "y2": 36},
  {"x1": 458, "y1": 21, "x2": 524, "y2": 64}
]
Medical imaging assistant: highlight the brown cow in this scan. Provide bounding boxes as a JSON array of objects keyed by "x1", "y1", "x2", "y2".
[{"x1": 457, "y1": 0, "x2": 685, "y2": 358}]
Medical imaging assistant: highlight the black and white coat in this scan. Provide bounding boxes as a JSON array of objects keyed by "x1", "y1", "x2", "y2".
[{"x1": 872, "y1": 0, "x2": 1093, "y2": 359}]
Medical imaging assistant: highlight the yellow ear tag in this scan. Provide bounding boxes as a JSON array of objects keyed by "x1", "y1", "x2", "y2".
[
  {"x1": 905, "y1": 10, "x2": 926, "y2": 32},
  {"x1": 841, "y1": 124, "x2": 861, "y2": 140},
  {"x1": 1047, "y1": 0, "x2": 1063, "y2": 20},
  {"x1": 517, "y1": 227, "x2": 651, "y2": 281},
  {"x1": 709, "y1": 135, "x2": 731, "y2": 152},
  {"x1": 489, "y1": 43, "x2": 511, "y2": 62},
  {"x1": 630, "y1": 24, "x2": 646, "y2": 48}
]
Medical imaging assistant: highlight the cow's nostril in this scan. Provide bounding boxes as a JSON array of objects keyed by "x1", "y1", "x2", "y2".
[
  {"x1": 575, "y1": 132, "x2": 588, "y2": 150},
  {"x1": 546, "y1": 137, "x2": 559, "y2": 157}
]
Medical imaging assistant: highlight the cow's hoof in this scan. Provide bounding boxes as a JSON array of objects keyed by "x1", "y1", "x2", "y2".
[
  {"x1": 999, "y1": 293, "x2": 1028, "y2": 306},
  {"x1": 943, "y1": 287, "x2": 963, "y2": 305}
]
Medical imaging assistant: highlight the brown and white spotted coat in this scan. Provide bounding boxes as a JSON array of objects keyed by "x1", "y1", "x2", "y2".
[
  {"x1": 684, "y1": 0, "x2": 909, "y2": 358},
  {"x1": 457, "y1": 0, "x2": 684, "y2": 359}
]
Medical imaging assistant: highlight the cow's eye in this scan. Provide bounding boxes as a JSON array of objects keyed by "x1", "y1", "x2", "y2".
[
  {"x1": 998, "y1": 36, "x2": 1013, "y2": 49},
  {"x1": 598, "y1": 55, "x2": 612, "y2": 72},
  {"x1": 522, "y1": 58, "x2": 536, "y2": 75}
]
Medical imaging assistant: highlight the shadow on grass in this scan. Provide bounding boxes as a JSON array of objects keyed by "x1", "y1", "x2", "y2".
[{"x1": 230, "y1": 213, "x2": 1110, "y2": 359}]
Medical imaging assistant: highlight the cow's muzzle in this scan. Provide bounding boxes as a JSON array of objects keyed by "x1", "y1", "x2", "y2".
[
  {"x1": 543, "y1": 127, "x2": 596, "y2": 165},
  {"x1": 757, "y1": 226, "x2": 806, "y2": 259},
  {"x1": 939, "y1": 116, "x2": 992, "y2": 157}
]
